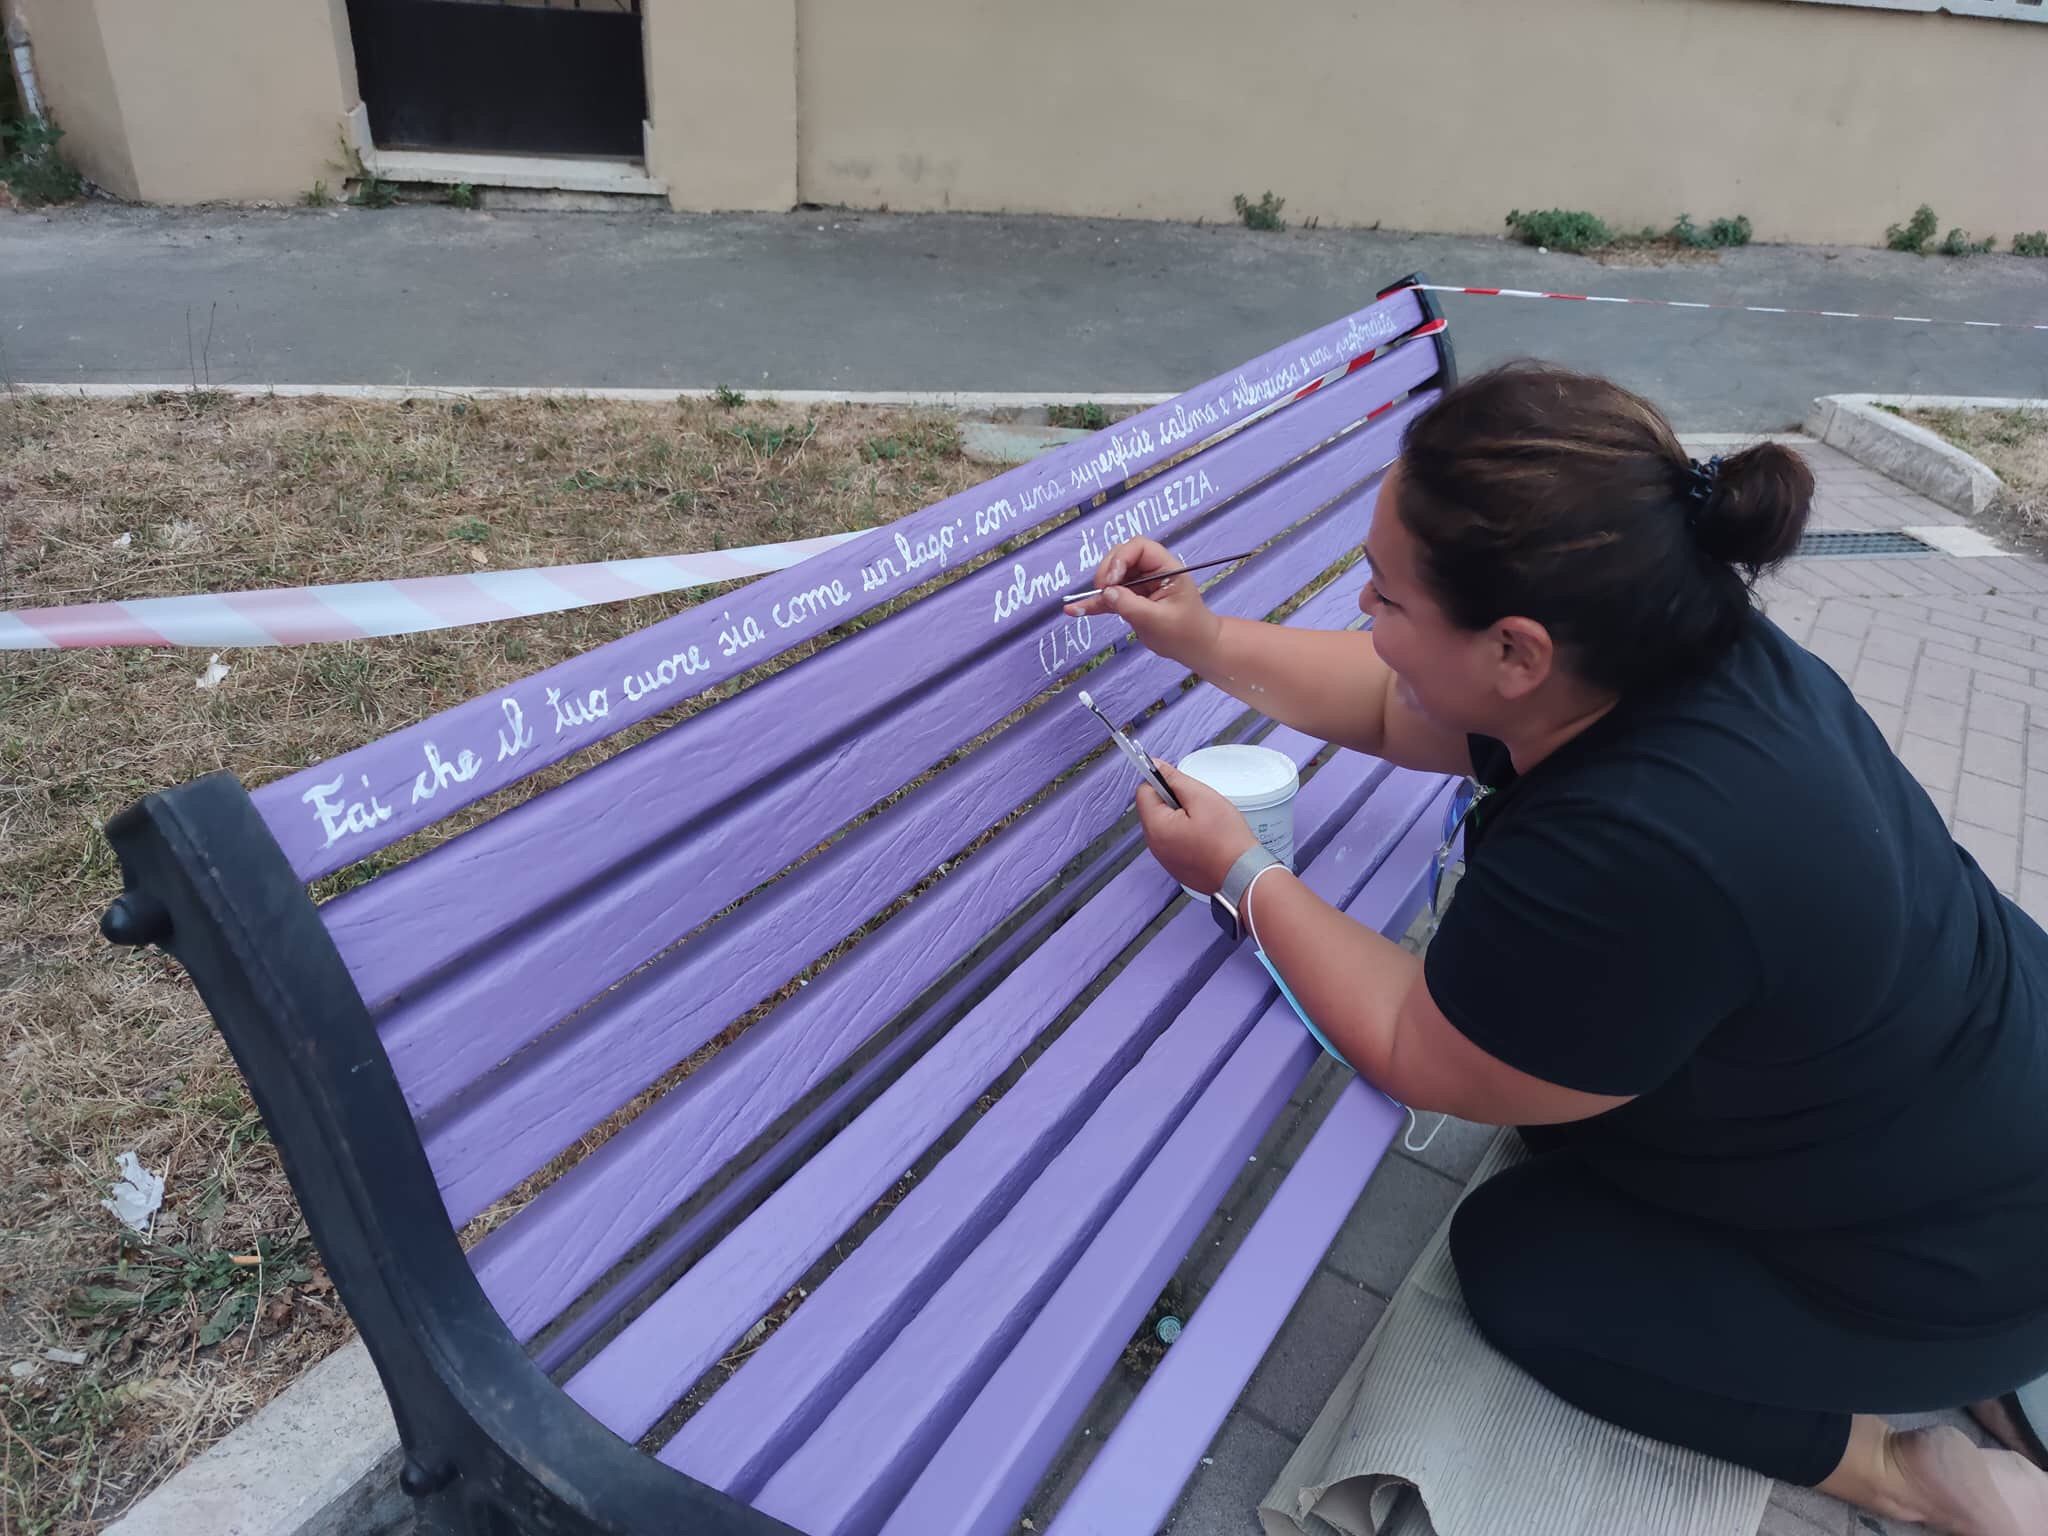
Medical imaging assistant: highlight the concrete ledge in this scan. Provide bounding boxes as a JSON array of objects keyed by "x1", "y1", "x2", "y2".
[
  {"x1": 1805, "y1": 394, "x2": 2007, "y2": 516},
  {"x1": 359, "y1": 147, "x2": 668, "y2": 199},
  {"x1": 343, "y1": 103, "x2": 667, "y2": 198},
  {"x1": 103, "y1": 1338, "x2": 404, "y2": 1536}
]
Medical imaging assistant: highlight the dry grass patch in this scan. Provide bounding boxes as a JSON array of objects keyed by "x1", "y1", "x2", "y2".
[
  {"x1": 0, "y1": 390, "x2": 985, "y2": 1534},
  {"x1": 1905, "y1": 404, "x2": 2048, "y2": 535}
]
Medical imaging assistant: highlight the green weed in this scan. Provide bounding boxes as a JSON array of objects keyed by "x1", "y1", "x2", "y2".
[
  {"x1": 1047, "y1": 402, "x2": 1112, "y2": 431},
  {"x1": 0, "y1": 118, "x2": 84, "y2": 206},
  {"x1": 349, "y1": 175, "x2": 397, "y2": 210},
  {"x1": 300, "y1": 180, "x2": 332, "y2": 208},
  {"x1": 1671, "y1": 213, "x2": 1753, "y2": 249},
  {"x1": 65, "y1": 1238, "x2": 314, "y2": 1353},
  {"x1": 713, "y1": 386, "x2": 747, "y2": 409},
  {"x1": 1939, "y1": 226, "x2": 1995, "y2": 257},
  {"x1": 1505, "y1": 208, "x2": 1611, "y2": 254},
  {"x1": 447, "y1": 181, "x2": 477, "y2": 210},
  {"x1": 1232, "y1": 191, "x2": 1287, "y2": 232},
  {"x1": 2014, "y1": 231, "x2": 2048, "y2": 258},
  {"x1": 1886, "y1": 204, "x2": 1939, "y2": 254}
]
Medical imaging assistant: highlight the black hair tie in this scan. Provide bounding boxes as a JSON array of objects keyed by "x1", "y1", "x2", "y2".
[{"x1": 1684, "y1": 455, "x2": 1723, "y2": 527}]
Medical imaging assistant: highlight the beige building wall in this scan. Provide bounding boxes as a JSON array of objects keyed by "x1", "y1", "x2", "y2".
[
  {"x1": 95, "y1": 0, "x2": 356, "y2": 203},
  {"x1": 19, "y1": 0, "x2": 356, "y2": 203},
  {"x1": 794, "y1": 0, "x2": 2048, "y2": 248},
  {"x1": 645, "y1": 0, "x2": 795, "y2": 210},
  {"x1": 13, "y1": 0, "x2": 138, "y2": 199},
  {"x1": 13, "y1": 0, "x2": 2045, "y2": 242}
]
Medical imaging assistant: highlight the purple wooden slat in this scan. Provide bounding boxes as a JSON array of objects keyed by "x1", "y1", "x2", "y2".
[
  {"x1": 649, "y1": 750, "x2": 1402, "y2": 1494},
  {"x1": 527, "y1": 821, "x2": 1144, "y2": 1377},
  {"x1": 485, "y1": 736, "x2": 1322, "y2": 1350},
  {"x1": 377, "y1": 390, "x2": 1438, "y2": 1117},
  {"x1": 1049, "y1": 1079, "x2": 1405, "y2": 1536},
  {"x1": 553, "y1": 630, "x2": 1367, "y2": 1442},
  {"x1": 730, "y1": 775, "x2": 1443, "y2": 1534},
  {"x1": 557, "y1": 821, "x2": 1178, "y2": 1439},
  {"x1": 474, "y1": 586, "x2": 1357, "y2": 1343},
  {"x1": 425, "y1": 496, "x2": 1391, "y2": 1227},
  {"x1": 326, "y1": 351, "x2": 1439, "y2": 1015},
  {"x1": 255, "y1": 293, "x2": 1426, "y2": 881},
  {"x1": 879, "y1": 792, "x2": 1447, "y2": 1536}
]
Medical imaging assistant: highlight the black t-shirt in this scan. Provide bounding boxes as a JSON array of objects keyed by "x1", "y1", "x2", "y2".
[{"x1": 1425, "y1": 611, "x2": 2048, "y2": 1327}]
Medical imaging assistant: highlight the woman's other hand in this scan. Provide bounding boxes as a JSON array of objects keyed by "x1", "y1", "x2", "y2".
[
  {"x1": 1136, "y1": 759, "x2": 1259, "y2": 895},
  {"x1": 1064, "y1": 538, "x2": 1222, "y2": 668}
]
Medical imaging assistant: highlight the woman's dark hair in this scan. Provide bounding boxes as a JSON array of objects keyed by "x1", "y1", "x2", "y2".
[{"x1": 1396, "y1": 362, "x2": 1813, "y2": 695}]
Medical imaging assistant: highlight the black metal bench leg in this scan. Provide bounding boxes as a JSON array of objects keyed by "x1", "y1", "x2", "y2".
[{"x1": 102, "y1": 772, "x2": 798, "y2": 1536}]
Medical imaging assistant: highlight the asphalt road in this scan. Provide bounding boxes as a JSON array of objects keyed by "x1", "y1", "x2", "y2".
[{"x1": 7, "y1": 204, "x2": 2047, "y2": 429}]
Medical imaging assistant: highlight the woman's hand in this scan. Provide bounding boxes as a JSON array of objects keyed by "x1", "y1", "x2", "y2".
[
  {"x1": 1064, "y1": 538, "x2": 1222, "y2": 668},
  {"x1": 1136, "y1": 759, "x2": 1260, "y2": 896}
]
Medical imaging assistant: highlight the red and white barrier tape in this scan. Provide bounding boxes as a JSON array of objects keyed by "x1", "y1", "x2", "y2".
[
  {"x1": 1404, "y1": 284, "x2": 2048, "y2": 332},
  {"x1": 0, "y1": 530, "x2": 868, "y2": 650}
]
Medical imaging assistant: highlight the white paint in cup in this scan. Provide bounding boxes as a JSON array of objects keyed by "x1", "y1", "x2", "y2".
[{"x1": 1175, "y1": 743, "x2": 1300, "y2": 899}]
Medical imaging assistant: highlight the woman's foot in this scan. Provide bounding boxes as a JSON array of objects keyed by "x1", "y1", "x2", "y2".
[
  {"x1": 1820, "y1": 1417, "x2": 2048, "y2": 1536},
  {"x1": 1969, "y1": 1396, "x2": 2048, "y2": 1472}
]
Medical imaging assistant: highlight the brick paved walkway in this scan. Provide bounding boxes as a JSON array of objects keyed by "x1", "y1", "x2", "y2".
[{"x1": 1139, "y1": 437, "x2": 2047, "y2": 1536}]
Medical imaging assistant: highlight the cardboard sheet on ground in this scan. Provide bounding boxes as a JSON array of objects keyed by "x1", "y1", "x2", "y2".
[{"x1": 1259, "y1": 1134, "x2": 1770, "y2": 1536}]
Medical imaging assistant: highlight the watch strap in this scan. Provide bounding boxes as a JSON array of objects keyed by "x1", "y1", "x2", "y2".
[{"x1": 1217, "y1": 845, "x2": 1282, "y2": 938}]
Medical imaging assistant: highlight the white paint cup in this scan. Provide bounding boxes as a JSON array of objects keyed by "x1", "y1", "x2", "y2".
[{"x1": 1175, "y1": 743, "x2": 1300, "y2": 899}]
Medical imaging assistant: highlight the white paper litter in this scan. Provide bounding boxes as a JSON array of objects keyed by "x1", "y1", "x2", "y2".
[
  {"x1": 42, "y1": 1348, "x2": 87, "y2": 1366},
  {"x1": 111, "y1": 531, "x2": 133, "y2": 549},
  {"x1": 101, "y1": 1151, "x2": 165, "y2": 1233},
  {"x1": 195, "y1": 654, "x2": 231, "y2": 691}
]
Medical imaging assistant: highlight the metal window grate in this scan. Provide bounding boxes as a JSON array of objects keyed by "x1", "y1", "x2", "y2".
[{"x1": 1795, "y1": 530, "x2": 1940, "y2": 559}]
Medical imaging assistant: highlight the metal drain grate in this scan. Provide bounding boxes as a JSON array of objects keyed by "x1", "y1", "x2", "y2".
[{"x1": 1795, "y1": 530, "x2": 1939, "y2": 559}]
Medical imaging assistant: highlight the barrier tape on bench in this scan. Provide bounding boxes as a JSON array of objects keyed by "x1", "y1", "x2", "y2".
[{"x1": 0, "y1": 530, "x2": 870, "y2": 651}]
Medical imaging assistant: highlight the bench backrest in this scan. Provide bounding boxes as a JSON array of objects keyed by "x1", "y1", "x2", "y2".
[{"x1": 106, "y1": 285, "x2": 1453, "y2": 1527}]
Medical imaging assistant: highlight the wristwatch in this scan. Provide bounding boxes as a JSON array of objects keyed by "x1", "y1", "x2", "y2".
[{"x1": 1211, "y1": 845, "x2": 1283, "y2": 941}]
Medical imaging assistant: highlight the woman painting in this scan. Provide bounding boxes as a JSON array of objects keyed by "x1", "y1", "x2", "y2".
[{"x1": 1067, "y1": 365, "x2": 2048, "y2": 1535}]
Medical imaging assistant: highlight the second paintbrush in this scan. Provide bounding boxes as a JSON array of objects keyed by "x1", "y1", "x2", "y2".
[{"x1": 1061, "y1": 550, "x2": 1259, "y2": 606}]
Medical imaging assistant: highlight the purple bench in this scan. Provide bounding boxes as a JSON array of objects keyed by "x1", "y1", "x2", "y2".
[{"x1": 99, "y1": 276, "x2": 1458, "y2": 1536}]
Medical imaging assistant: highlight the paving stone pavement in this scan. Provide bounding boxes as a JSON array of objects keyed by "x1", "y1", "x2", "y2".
[{"x1": 1155, "y1": 437, "x2": 2048, "y2": 1536}]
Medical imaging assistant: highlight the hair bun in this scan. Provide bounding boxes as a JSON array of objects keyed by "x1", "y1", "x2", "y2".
[{"x1": 1693, "y1": 443, "x2": 1813, "y2": 573}]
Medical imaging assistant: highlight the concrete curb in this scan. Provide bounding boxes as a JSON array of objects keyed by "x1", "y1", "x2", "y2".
[
  {"x1": 6, "y1": 381, "x2": 1176, "y2": 411},
  {"x1": 102, "y1": 1338, "x2": 405, "y2": 1536},
  {"x1": 1804, "y1": 394, "x2": 2016, "y2": 516}
]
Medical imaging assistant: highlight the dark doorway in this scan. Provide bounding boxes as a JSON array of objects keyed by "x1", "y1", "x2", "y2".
[{"x1": 346, "y1": 0, "x2": 647, "y2": 159}]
